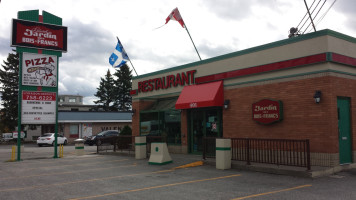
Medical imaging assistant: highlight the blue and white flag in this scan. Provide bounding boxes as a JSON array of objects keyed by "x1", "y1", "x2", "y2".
[{"x1": 109, "y1": 38, "x2": 129, "y2": 68}]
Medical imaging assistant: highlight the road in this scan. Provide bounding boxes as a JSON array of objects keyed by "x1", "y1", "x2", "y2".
[{"x1": 0, "y1": 144, "x2": 355, "y2": 200}]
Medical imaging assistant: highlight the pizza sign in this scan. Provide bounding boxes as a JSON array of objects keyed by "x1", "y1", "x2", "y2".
[
  {"x1": 22, "y1": 53, "x2": 57, "y2": 87},
  {"x1": 252, "y1": 99, "x2": 283, "y2": 124},
  {"x1": 11, "y1": 19, "x2": 67, "y2": 52}
]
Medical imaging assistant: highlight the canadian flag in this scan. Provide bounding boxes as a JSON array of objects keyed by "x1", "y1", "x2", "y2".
[{"x1": 165, "y1": 7, "x2": 185, "y2": 28}]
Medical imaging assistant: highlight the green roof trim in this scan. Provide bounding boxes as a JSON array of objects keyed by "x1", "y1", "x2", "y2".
[{"x1": 133, "y1": 29, "x2": 356, "y2": 80}]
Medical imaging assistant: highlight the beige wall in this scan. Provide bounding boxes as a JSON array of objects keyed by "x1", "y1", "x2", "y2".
[{"x1": 132, "y1": 32, "x2": 356, "y2": 100}]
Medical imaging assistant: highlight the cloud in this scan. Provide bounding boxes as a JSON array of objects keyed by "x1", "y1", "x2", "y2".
[
  {"x1": 0, "y1": 36, "x2": 14, "y2": 60},
  {"x1": 61, "y1": 18, "x2": 114, "y2": 65}
]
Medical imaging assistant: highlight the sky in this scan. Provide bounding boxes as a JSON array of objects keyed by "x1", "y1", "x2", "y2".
[{"x1": 0, "y1": 0, "x2": 355, "y2": 105}]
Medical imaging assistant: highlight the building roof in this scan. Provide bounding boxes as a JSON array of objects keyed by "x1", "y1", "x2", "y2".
[{"x1": 58, "y1": 111, "x2": 132, "y2": 123}]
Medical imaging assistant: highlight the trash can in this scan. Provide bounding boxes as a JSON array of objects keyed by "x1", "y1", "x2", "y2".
[{"x1": 74, "y1": 139, "x2": 85, "y2": 156}]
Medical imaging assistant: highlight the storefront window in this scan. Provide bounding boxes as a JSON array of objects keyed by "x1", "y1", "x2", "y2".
[
  {"x1": 69, "y1": 124, "x2": 79, "y2": 138},
  {"x1": 140, "y1": 110, "x2": 181, "y2": 145}
]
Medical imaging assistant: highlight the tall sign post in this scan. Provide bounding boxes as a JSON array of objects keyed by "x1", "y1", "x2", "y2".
[{"x1": 11, "y1": 10, "x2": 67, "y2": 160}]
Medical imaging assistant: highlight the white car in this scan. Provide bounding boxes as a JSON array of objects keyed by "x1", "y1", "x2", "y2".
[{"x1": 37, "y1": 133, "x2": 68, "y2": 147}]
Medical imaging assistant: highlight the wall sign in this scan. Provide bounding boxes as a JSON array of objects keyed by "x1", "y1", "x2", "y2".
[
  {"x1": 21, "y1": 91, "x2": 56, "y2": 124},
  {"x1": 11, "y1": 19, "x2": 67, "y2": 52},
  {"x1": 252, "y1": 99, "x2": 283, "y2": 124},
  {"x1": 137, "y1": 70, "x2": 196, "y2": 93},
  {"x1": 22, "y1": 53, "x2": 57, "y2": 87}
]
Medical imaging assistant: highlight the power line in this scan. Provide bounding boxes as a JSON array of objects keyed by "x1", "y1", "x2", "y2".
[
  {"x1": 300, "y1": 0, "x2": 324, "y2": 32},
  {"x1": 296, "y1": 0, "x2": 317, "y2": 29},
  {"x1": 315, "y1": 0, "x2": 337, "y2": 27},
  {"x1": 303, "y1": 0, "x2": 327, "y2": 34}
]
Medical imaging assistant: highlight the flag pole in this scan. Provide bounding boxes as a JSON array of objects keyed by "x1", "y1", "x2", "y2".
[
  {"x1": 116, "y1": 37, "x2": 138, "y2": 76},
  {"x1": 128, "y1": 60, "x2": 138, "y2": 76},
  {"x1": 184, "y1": 24, "x2": 202, "y2": 61}
]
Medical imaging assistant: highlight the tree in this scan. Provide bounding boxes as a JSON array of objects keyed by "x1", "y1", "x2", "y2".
[
  {"x1": 93, "y1": 69, "x2": 116, "y2": 111},
  {"x1": 0, "y1": 50, "x2": 19, "y2": 132},
  {"x1": 113, "y1": 64, "x2": 132, "y2": 111}
]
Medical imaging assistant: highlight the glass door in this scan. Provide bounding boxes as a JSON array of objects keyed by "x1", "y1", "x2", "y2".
[{"x1": 189, "y1": 108, "x2": 222, "y2": 154}]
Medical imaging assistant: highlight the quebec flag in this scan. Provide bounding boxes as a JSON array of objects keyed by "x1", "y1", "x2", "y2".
[{"x1": 109, "y1": 39, "x2": 129, "y2": 68}]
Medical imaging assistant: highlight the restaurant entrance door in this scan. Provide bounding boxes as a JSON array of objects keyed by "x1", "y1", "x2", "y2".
[{"x1": 188, "y1": 107, "x2": 222, "y2": 154}]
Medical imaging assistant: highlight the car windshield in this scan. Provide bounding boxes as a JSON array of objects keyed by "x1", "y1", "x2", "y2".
[
  {"x1": 97, "y1": 131, "x2": 108, "y2": 136},
  {"x1": 42, "y1": 133, "x2": 53, "y2": 137}
]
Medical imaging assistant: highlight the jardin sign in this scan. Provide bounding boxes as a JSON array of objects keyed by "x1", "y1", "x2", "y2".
[
  {"x1": 252, "y1": 99, "x2": 283, "y2": 124},
  {"x1": 11, "y1": 18, "x2": 67, "y2": 52}
]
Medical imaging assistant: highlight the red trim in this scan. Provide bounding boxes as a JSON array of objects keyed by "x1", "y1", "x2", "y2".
[
  {"x1": 39, "y1": 15, "x2": 43, "y2": 23},
  {"x1": 332, "y1": 53, "x2": 356, "y2": 67},
  {"x1": 130, "y1": 90, "x2": 137, "y2": 95},
  {"x1": 70, "y1": 134, "x2": 79, "y2": 138},
  {"x1": 195, "y1": 53, "x2": 327, "y2": 84},
  {"x1": 175, "y1": 81, "x2": 224, "y2": 109}
]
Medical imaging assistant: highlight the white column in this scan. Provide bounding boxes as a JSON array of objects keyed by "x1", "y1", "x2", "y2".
[{"x1": 216, "y1": 138, "x2": 231, "y2": 170}]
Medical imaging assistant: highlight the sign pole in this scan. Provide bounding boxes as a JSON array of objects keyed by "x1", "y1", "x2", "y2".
[
  {"x1": 13, "y1": 10, "x2": 66, "y2": 160},
  {"x1": 17, "y1": 53, "x2": 23, "y2": 161}
]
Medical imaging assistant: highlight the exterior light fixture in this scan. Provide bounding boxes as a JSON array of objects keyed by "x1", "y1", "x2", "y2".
[
  {"x1": 313, "y1": 91, "x2": 321, "y2": 104},
  {"x1": 224, "y1": 100, "x2": 230, "y2": 109}
]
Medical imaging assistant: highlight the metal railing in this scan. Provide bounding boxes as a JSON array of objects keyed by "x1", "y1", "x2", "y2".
[
  {"x1": 97, "y1": 135, "x2": 134, "y2": 153},
  {"x1": 203, "y1": 137, "x2": 311, "y2": 170},
  {"x1": 231, "y1": 138, "x2": 310, "y2": 170}
]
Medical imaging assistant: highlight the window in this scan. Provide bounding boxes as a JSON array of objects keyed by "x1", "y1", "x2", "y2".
[
  {"x1": 140, "y1": 110, "x2": 181, "y2": 145},
  {"x1": 69, "y1": 124, "x2": 79, "y2": 138},
  {"x1": 59, "y1": 98, "x2": 64, "y2": 102},
  {"x1": 69, "y1": 98, "x2": 76, "y2": 103}
]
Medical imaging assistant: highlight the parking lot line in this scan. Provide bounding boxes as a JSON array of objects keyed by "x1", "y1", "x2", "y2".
[
  {"x1": 0, "y1": 163, "x2": 137, "y2": 181},
  {"x1": 0, "y1": 169, "x2": 175, "y2": 192},
  {"x1": 231, "y1": 184, "x2": 312, "y2": 200},
  {"x1": 68, "y1": 174, "x2": 242, "y2": 200},
  {"x1": 8, "y1": 158, "x2": 129, "y2": 172}
]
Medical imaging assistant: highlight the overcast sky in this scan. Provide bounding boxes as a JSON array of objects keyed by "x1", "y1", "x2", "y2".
[{"x1": 0, "y1": 0, "x2": 355, "y2": 104}]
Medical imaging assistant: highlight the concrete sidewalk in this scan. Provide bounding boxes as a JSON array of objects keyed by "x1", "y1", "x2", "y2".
[{"x1": 203, "y1": 157, "x2": 356, "y2": 178}]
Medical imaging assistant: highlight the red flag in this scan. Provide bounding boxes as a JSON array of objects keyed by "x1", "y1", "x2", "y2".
[{"x1": 165, "y1": 8, "x2": 185, "y2": 28}]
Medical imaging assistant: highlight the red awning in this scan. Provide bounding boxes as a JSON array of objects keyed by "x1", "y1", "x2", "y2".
[{"x1": 175, "y1": 81, "x2": 224, "y2": 109}]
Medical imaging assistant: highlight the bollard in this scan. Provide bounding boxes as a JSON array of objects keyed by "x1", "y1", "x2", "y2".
[
  {"x1": 216, "y1": 139, "x2": 231, "y2": 170},
  {"x1": 148, "y1": 142, "x2": 172, "y2": 165},
  {"x1": 135, "y1": 136, "x2": 147, "y2": 159},
  {"x1": 74, "y1": 139, "x2": 85, "y2": 156},
  {"x1": 59, "y1": 145, "x2": 64, "y2": 158},
  {"x1": 11, "y1": 146, "x2": 16, "y2": 161}
]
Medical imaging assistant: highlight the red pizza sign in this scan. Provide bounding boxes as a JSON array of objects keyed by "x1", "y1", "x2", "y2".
[
  {"x1": 11, "y1": 19, "x2": 67, "y2": 52},
  {"x1": 252, "y1": 99, "x2": 283, "y2": 124}
]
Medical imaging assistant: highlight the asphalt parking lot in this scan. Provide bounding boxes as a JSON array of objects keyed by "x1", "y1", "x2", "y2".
[{"x1": 0, "y1": 144, "x2": 356, "y2": 200}]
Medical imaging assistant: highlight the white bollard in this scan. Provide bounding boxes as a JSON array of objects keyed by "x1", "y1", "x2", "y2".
[
  {"x1": 148, "y1": 142, "x2": 172, "y2": 165},
  {"x1": 135, "y1": 136, "x2": 147, "y2": 159},
  {"x1": 216, "y1": 139, "x2": 231, "y2": 170},
  {"x1": 74, "y1": 139, "x2": 85, "y2": 156}
]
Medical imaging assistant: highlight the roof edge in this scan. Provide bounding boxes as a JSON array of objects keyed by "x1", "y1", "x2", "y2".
[{"x1": 133, "y1": 29, "x2": 356, "y2": 80}]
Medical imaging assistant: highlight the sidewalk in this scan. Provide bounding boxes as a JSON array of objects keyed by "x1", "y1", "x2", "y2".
[{"x1": 203, "y1": 157, "x2": 356, "y2": 178}]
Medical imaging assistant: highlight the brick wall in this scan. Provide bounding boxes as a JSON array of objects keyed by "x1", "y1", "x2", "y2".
[{"x1": 223, "y1": 75, "x2": 356, "y2": 154}]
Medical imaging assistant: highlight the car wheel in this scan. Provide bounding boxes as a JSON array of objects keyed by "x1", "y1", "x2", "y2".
[
  {"x1": 38, "y1": 144, "x2": 42, "y2": 147},
  {"x1": 89, "y1": 143, "x2": 93, "y2": 146},
  {"x1": 64, "y1": 140, "x2": 67, "y2": 145},
  {"x1": 52, "y1": 141, "x2": 55, "y2": 146},
  {"x1": 96, "y1": 140, "x2": 102, "y2": 146}
]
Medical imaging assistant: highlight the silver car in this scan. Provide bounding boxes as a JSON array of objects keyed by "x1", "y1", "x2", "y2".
[{"x1": 37, "y1": 133, "x2": 68, "y2": 147}]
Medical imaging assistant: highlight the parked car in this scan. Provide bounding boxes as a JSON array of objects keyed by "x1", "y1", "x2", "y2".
[
  {"x1": 37, "y1": 133, "x2": 68, "y2": 147},
  {"x1": 84, "y1": 130, "x2": 120, "y2": 146}
]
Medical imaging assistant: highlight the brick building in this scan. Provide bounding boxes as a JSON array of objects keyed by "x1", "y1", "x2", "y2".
[{"x1": 130, "y1": 29, "x2": 356, "y2": 167}]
